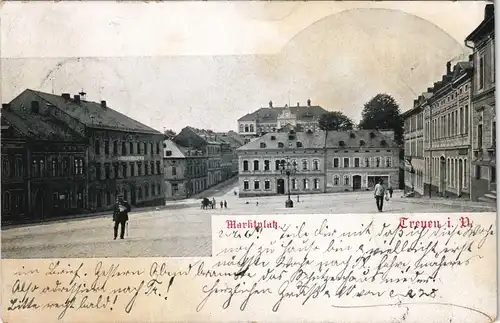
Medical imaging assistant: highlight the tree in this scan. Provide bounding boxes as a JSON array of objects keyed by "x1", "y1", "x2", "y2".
[
  {"x1": 164, "y1": 129, "x2": 176, "y2": 139},
  {"x1": 358, "y1": 94, "x2": 404, "y2": 145},
  {"x1": 318, "y1": 111, "x2": 354, "y2": 131}
]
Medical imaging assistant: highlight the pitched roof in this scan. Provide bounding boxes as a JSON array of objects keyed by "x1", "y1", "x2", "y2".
[
  {"x1": 324, "y1": 130, "x2": 398, "y2": 148},
  {"x1": 238, "y1": 105, "x2": 328, "y2": 122},
  {"x1": 183, "y1": 126, "x2": 225, "y2": 144},
  {"x1": 17, "y1": 89, "x2": 160, "y2": 134},
  {"x1": 163, "y1": 140, "x2": 186, "y2": 158},
  {"x1": 1, "y1": 108, "x2": 86, "y2": 142},
  {"x1": 237, "y1": 131, "x2": 326, "y2": 151}
]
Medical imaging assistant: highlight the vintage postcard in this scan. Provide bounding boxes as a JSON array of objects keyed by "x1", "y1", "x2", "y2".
[{"x1": 0, "y1": 1, "x2": 497, "y2": 322}]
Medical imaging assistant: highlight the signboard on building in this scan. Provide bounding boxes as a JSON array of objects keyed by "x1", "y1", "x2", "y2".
[{"x1": 117, "y1": 156, "x2": 145, "y2": 161}]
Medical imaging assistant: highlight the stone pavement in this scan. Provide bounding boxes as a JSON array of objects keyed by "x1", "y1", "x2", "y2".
[{"x1": 2, "y1": 185, "x2": 495, "y2": 259}]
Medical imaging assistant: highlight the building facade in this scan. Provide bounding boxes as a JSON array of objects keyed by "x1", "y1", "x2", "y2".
[
  {"x1": 8, "y1": 89, "x2": 165, "y2": 214},
  {"x1": 237, "y1": 130, "x2": 400, "y2": 197},
  {"x1": 237, "y1": 131, "x2": 326, "y2": 198},
  {"x1": 163, "y1": 139, "x2": 208, "y2": 200},
  {"x1": 402, "y1": 96, "x2": 426, "y2": 195},
  {"x1": 237, "y1": 100, "x2": 328, "y2": 142},
  {"x1": 465, "y1": 4, "x2": 496, "y2": 201},
  {"x1": 1, "y1": 103, "x2": 88, "y2": 224}
]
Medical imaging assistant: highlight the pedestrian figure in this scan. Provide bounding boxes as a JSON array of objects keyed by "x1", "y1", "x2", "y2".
[
  {"x1": 388, "y1": 183, "x2": 393, "y2": 198},
  {"x1": 373, "y1": 179, "x2": 386, "y2": 212},
  {"x1": 113, "y1": 196, "x2": 131, "y2": 240},
  {"x1": 224, "y1": 200, "x2": 227, "y2": 208},
  {"x1": 220, "y1": 201, "x2": 223, "y2": 209},
  {"x1": 212, "y1": 198, "x2": 216, "y2": 209},
  {"x1": 256, "y1": 201, "x2": 259, "y2": 206},
  {"x1": 297, "y1": 195, "x2": 300, "y2": 203},
  {"x1": 234, "y1": 190, "x2": 237, "y2": 196}
]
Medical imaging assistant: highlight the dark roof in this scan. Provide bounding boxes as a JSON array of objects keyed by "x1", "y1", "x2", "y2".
[
  {"x1": 1, "y1": 108, "x2": 86, "y2": 142},
  {"x1": 465, "y1": 7, "x2": 494, "y2": 43},
  {"x1": 183, "y1": 126, "x2": 225, "y2": 144},
  {"x1": 17, "y1": 89, "x2": 160, "y2": 134},
  {"x1": 237, "y1": 131, "x2": 326, "y2": 151},
  {"x1": 324, "y1": 130, "x2": 398, "y2": 149},
  {"x1": 238, "y1": 105, "x2": 328, "y2": 122}
]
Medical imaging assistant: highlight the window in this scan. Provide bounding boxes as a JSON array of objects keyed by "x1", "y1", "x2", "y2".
[
  {"x1": 137, "y1": 142, "x2": 141, "y2": 154},
  {"x1": 479, "y1": 55, "x2": 485, "y2": 90},
  {"x1": 464, "y1": 105, "x2": 469, "y2": 134},
  {"x1": 243, "y1": 180, "x2": 249, "y2": 190},
  {"x1": 296, "y1": 142, "x2": 303, "y2": 148},
  {"x1": 254, "y1": 180, "x2": 260, "y2": 190},
  {"x1": 150, "y1": 161, "x2": 155, "y2": 175},
  {"x1": 95, "y1": 140, "x2": 100, "y2": 155},
  {"x1": 156, "y1": 142, "x2": 160, "y2": 155},
  {"x1": 95, "y1": 164, "x2": 101, "y2": 179},
  {"x1": 260, "y1": 143, "x2": 267, "y2": 148},
  {"x1": 239, "y1": 124, "x2": 244, "y2": 132},
  {"x1": 243, "y1": 160, "x2": 249, "y2": 171},
  {"x1": 493, "y1": 121, "x2": 497, "y2": 147},
  {"x1": 278, "y1": 142, "x2": 284, "y2": 148},
  {"x1": 156, "y1": 161, "x2": 161, "y2": 175},
  {"x1": 354, "y1": 158, "x2": 360, "y2": 167},
  {"x1": 122, "y1": 142, "x2": 127, "y2": 155},
  {"x1": 314, "y1": 179, "x2": 319, "y2": 190},
  {"x1": 123, "y1": 163, "x2": 128, "y2": 178},
  {"x1": 265, "y1": 180, "x2": 270, "y2": 190},
  {"x1": 303, "y1": 179, "x2": 309, "y2": 189},
  {"x1": 250, "y1": 125, "x2": 254, "y2": 132},
  {"x1": 478, "y1": 124, "x2": 483, "y2": 149},
  {"x1": 113, "y1": 141, "x2": 118, "y2": 155},
  {"x1": 292, "y1": 179, "x2": 298, "y2": 190},
  {"x1": 2, "y1": 159, "x2": 9, "y2": 178},
  {"x1": 386, "y1": 157, "x2": 392, "y2": 168},
  {"x1": 344, "y1": 175, "x2": 349, "y2": 186},
  {"x1": 333, "y1": 175, "x2": 339, "y2": 186},
  {"x1": 343, "y1": 157, "x2": 349, "y2": 168},
  {"x1": 264, "y1": 160, "x2": 270, "y2": 171},
  {"x1": 106, "y1": 192, "x2": 111, "y2": 206},
  {"x1": 253, "y1": 160, "x2": 259, "y2": 171},
  {"x1": 365, "y1": 157, "x2": 370, "y2": 167},
  {"x1": 152, "y1": 183, "x2": 156, "y2": 196},
  {"x1": 130, "y1": 163, "x2": 135, "y2": 176},
  {"x1": 313, "y1": 160, "x2": 319, "y2": 171},
  {"x1": 333, "y1": 158, "x2": 339, "y2": 168},
  {"x1": 150, "y1": 143, "x2": 154, "y2": 156},
  {"x1": 144, "y1": 143, "x2": 148, "y2": 155},
  {"x1": 145, "y1": 185, "x2": 149, "y2": 198},
  {"x1": 15, "y1": 159, "x2": 23, "y2": 177},
  {"x1": 105, "y1": 164, "x2": 110, "y2": 179},
  {"x1": 302, "y1": 160, "x2": 308, "y2": 170},
  {"x1": 129, "y1": 142, "x2": 134, "y2": 155},
  {"x1": 145, "y1": 163, "x2": 149, "y2": 175},
  {"x1": 172, "y1": 166, "x2": 177, "y2": 176},
  {"x1": 52, "y1": 159, "x2": 57, "y2": 177},
  {"x1": 171, "y1": 183, "x2": 178, "y2": 195},
  {"x1": 104, "y1": 140, "x2": 109, "y2": 155}
]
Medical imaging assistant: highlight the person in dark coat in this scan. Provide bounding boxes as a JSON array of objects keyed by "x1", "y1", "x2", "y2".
[{"x1": 113, "y1": 196, "x2": 131, "y2": 240}]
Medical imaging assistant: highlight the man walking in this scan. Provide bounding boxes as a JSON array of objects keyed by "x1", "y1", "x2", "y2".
[
  {"x1": 388, "y1": 183, "x2": 394, "y2": 198},
  {"x1": 373, "y1": 179, "x2": 386, "y2": 212},
  {"x1": 113, "y1": 196, "x2": 131, "y2": 240}
]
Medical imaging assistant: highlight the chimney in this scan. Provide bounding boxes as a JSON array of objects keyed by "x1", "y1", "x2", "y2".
[
  {"x1": 446, "y1": 61, "x2": 451, "y2": 74},
  {"x1": 469, "y1": 54, "x2": 474, "y2": 62},
  {"x1": 2, "y1": 103, "x2": 10, "y2": 110},
  {"x1": 269, "y1": 101, "x2": 273, "y2": 108},
  {"x1": 62, "y1": 93, "x2": 71, "y2": 100},
  {"x1": 31, "y1": 101, "x2": 40, "y2": 113},
  {"x1": 413, "y1": 99, "x2": 418, "y2": 106},
  {"x1": 307, "y1": 99, "x2": 311, "y2": 106},
  {"x1": 101, "y1": 100, "x2": 107, "y2": 108},
  {"x1": 79, "y1": 91, "x2": 87, "y2": 101},
  {"x1": 427, "y1": 87, "x2": 433, "y2": 93},
  {"x1": 74, "y1": 95, "x2": 81, "y2": 104},
  {"x1": 485, "y1": 4, "x2": 494, "y2": 19}
]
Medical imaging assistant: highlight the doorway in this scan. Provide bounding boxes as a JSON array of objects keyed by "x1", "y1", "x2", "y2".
[
  {"x1": 491, "y1": 166, "x2": 496, "y2": 184},
  {"x1": 277, "y1": 179, "x2": 285, "y2": 194},
  {"x1": 34, "y1": 190, "x2": 44, "y2": 219},
  {"x1": 352, "y1": 175, "x2": 362, "y2": 190}
]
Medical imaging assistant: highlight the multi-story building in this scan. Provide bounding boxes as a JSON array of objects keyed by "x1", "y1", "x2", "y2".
[
  {"x1": 163, "y1": 139, "x2": 207, "y2": 200},
  {"x1": 216, "y1": 131, "x2": 245, "y2": 178},
  {"x1": 8, "y1": 89, "x2": 165, "y2": 212},
  {"x1": 174, "y1": 127, "x2": 223, "y2": 188},
  {"x1": 421, "y1": 61, "x2": 473, "y2": 199},
  {"x1": 237, "y1": 131, "x2": 326, "y2": 197},
  {"x1": 237, "y1": 130, "x2": 400, "y2": 197},
  {"x1": 1, "y1": 103, "x2": 88, "y2": 224},
  {"x1": 465, "y1": 4, "x2": 496, "y2": 201},
  {"x1": 325, "y1": 130, "x2": 400, "y2": 192},
  {"x1": 237, "y1": 100, "x2": 329, "y2": 142},
  {"x1": 402, "y1": 94, "x2": 426, "y2": 195}
]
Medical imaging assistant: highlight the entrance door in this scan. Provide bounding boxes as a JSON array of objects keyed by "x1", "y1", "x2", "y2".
[
  {"x1": 353, "y1": 175, "x2": 362, "y2": 190},
  {"x1": 491, "y1": 166, "x2": 496, "y2": 184},
  {"x1": 34, "y1": 190, "x2": 44, "y2": 219},
  {"x1": 277, "y1": 179, "x2": 285, "y2": 194}
]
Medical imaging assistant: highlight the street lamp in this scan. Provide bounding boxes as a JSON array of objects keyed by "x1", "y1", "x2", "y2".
[{"x1": 279, "y1": 157, "x2": 298, "y2": 208}]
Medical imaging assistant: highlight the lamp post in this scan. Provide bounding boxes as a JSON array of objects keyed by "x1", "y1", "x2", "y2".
[{"x1": 279, "y1": 157, "x2": 297, "y2": 208}]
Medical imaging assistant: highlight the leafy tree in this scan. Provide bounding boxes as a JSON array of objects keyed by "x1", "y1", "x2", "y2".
[
  {"x1": 318, "y1": 111, "x2": 354, "y2": 131},
  {"x1": 358, "y1": 94, "x2": 404, "y2": 145},
  {"x1": 164, "y1": 129, "x2": 177, "y2": 139}
]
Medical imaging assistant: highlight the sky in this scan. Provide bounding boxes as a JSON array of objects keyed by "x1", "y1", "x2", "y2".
[{"x1": 0, "y1": 1, "x2": 489, "y2": 133}]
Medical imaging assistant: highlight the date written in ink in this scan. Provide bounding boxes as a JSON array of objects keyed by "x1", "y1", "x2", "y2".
[{"x1": 399, "y1": 216, "x2": 472, "y2": 229}]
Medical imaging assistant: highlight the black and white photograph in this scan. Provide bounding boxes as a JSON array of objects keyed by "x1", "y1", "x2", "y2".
[{"x1": 1, "y1": 1, "x2": 496, "y2": 259}]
